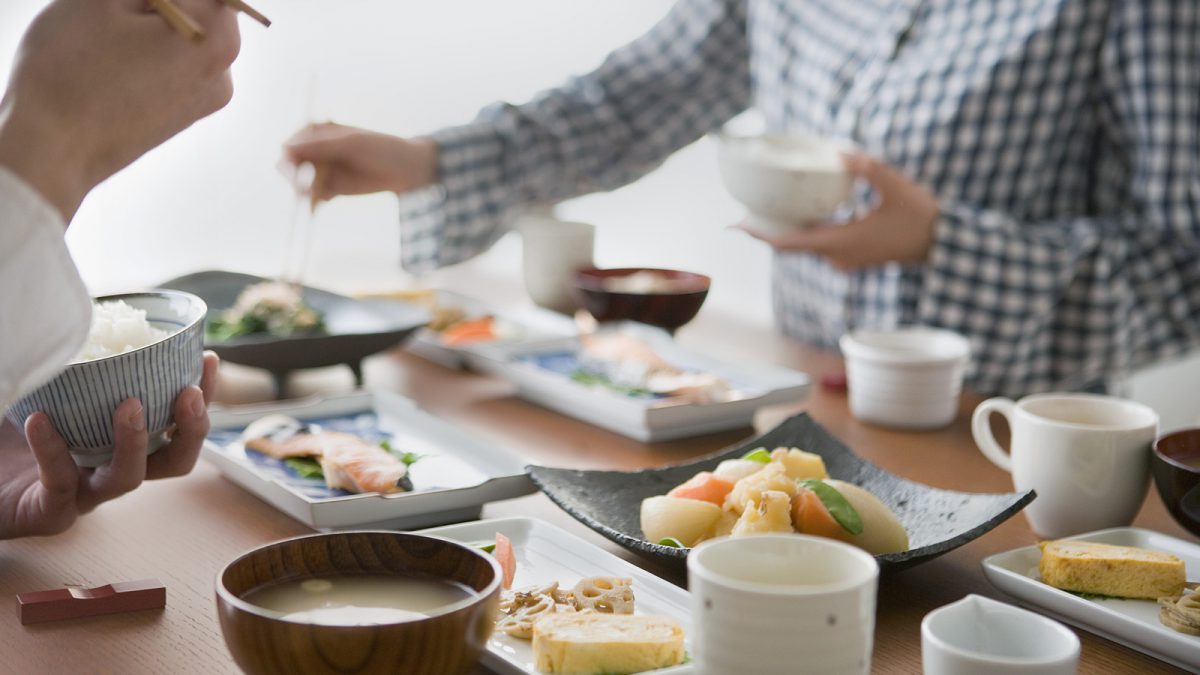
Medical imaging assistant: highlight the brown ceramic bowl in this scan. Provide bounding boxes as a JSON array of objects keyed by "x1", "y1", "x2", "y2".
[
  {"x1": 1151, "y1": 428, "x2": 1200, "y2": 538},
  {"x1": 215, "y1": 531, "x2": 501, "y2": 675},
  {"x1": 573, "y1": 267, "x2": 711, "y2": 332}
]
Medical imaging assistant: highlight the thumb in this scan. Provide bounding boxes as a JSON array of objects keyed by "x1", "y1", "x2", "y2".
[{"x1": 840, "y1": 152, "x2": 908, "y2": 197}]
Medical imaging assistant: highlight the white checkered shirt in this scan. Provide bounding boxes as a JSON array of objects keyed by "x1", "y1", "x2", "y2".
[{"x1": 399, "y1": 0, "x2": 1200, "y2": 396}]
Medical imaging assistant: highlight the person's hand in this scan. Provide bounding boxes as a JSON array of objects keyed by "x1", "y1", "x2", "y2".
[
  {"x1": 0, "y1": 351, "x2": 219, "y2": 539},
  {"x1": 283, "y1": 122, "x2": 439, "y2": 203},
  {"x1": 737, "y1": 153, "x2": 941, "y2": 270},
  {"x1": 0, "y1": 0, "x2": 242, "y2": 221}
]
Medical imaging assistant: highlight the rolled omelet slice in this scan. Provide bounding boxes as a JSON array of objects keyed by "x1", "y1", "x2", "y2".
[
  {"x1": 824, "y1": 479, "x2": 908, "y2": 555},
  {"x1": 532, "y1": 613, "x2": 685, "y2": 674},
  {"x1": 1039, "y1": 540, "x2": 1186, "y2": 599}
]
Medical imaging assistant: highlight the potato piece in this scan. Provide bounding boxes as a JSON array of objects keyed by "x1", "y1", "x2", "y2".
[
  {"x1": 640, "y1": 496, "x2": 723, "y2": 547},
  {"x1": 771, "y1": 447, "x2": 828, "y2": 480},
  {"x1": 824, "y1": 479, "x2": 908, "y2": 554},
  {"x1": 723, "y1": 463, "x2": 798, "y2": 516},
  {"x1": 713, "y1": 458, "x2": 768, "y2": 482},
  {"x1": 731, "y1": 490, "x2": 794, "y2": 536}
]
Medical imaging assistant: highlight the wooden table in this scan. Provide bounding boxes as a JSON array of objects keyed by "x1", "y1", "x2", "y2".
[{"x1": 0, "y1": 293, "x2": 1194, "y2": 673}]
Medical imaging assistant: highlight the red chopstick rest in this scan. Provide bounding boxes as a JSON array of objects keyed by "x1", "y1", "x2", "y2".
[{"x1": 17, "y1": 579, "x2": 165, "y2": 625}]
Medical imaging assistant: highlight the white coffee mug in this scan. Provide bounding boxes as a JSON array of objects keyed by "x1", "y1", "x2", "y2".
[
  {"x1": 922, "y1": 594, "x2": 1080, "y2": 675},
  {"x1": 520, "y1": 213, "x2": 595, "y2": 314},
  {"x1": 687, "y1": 534, "x2": 879, "y2": 675},
  {"x1": 971, "y1": 393, "x2": 1158, "y2": 538}
]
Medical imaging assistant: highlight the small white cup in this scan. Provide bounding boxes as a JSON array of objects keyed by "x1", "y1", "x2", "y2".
[
  {"x1": 922, "y1": 594, "x2": 1080, "y2": 675},
  {"x1": 839, "y1": 327, "x2": 971, "y2": 429},
  {"x1": 688, "y1": 534, "x2": 879, "y2": 675},
  {"x1": 972, "y1": 393, "x2": 1158, "y2": 538},
  {"x1": 520, "y1": 213, "x2": 595, "y2": 314}
]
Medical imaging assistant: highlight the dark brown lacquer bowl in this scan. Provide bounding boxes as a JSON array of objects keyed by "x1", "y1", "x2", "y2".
[
  {"x1": 216, "y1": 531, "x2": 501, "y2": 675},
  {"x1": 1152, "y1": 428, "x2": 1200, "y2": 538},
  {"x1": 573, "y1": 267, "x2": 710, "y2": 333}
]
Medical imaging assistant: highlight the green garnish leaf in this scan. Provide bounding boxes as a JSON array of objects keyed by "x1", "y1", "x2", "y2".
[
  {"x1": 657, "y1": 537, "x2": 686, "y2": 548},
  {"x1": 467, "y1": 540, "x2": 497, "y2": 554},
  {"x1": 398, "y1": 451, "x2": 424, "y2": 467},
  {"x1": 284, "y1": 457, "x2": 324, "y2": 480},
  {"x1": 569, "y1": 370, "x2": 653, "y2": 397},
  {"x1": 378, "y1": 439, "x2": 392, "y2": 452},
  {"x1": 741, "y1": 447, "x2": 772, "y2": 463},
  {"x1": 797, "y1": 479, "x2": 864, "y2": 535}
]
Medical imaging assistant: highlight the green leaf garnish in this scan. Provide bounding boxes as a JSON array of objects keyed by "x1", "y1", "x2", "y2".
[
  {"x1": 467, "y1": 540, "x2": 496, "y2": 554},
  {"x1": 741, "y1": 447, "x2": 772, "y2": 463},
  {"x1": 377, "y1": 439, "x2": 424, "y2": 467},
  {"x1": 284, "y1": 457, "x2": 324, "y2": 480},
  {"x1": 657, "y1": 537, "x2": 686, "y2": 548},
  {"x1": 378, "y1": 439, "x2": 392, "y2": 452},
  {"x1": 569, "y1": 370, "x2": 653, "y2": 397},
  {"x1": 797, "y1": 479, "x2": 863, "y2": 535}
]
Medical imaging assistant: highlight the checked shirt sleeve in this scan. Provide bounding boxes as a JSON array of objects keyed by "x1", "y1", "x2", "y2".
[
  {"x1": 915, "y1": 2, "x2": 1200, "y2": 395},
  {"x1": 398, "y1": 0, "x2": 750, "y2": 272}
]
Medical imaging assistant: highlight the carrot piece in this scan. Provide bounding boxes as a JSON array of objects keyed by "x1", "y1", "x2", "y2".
[
  {"x1": 494, "y1": 532, "x2": 516, "y2": 590},
  {"x1": 791, "y1": 488, "x2": 853, "y2": 542},
  {"x1": 667, "y1": 472, "x2": 736, "y2": 506}
]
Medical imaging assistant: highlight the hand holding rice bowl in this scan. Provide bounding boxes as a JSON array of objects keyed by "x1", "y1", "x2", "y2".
[{"x1": 6, "y1": 291, "x2": 206, "y2": 467}]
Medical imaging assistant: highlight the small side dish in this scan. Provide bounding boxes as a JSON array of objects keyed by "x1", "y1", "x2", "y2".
[
  {"x1": 240, "y1": 414, "x2": 419, "y2": 494},
  {"x1": 640, "y1": 446, "x2": 908, "y2": 555},
  {"x1": 574, "y1": 332, "x2": 730, "y2": 403},
  {"x1": 207, "y1": 281, "x2": 324, "y2": 340},
  {"x1": 479, "y1": 532, "x2": 687, "y2": 675}
]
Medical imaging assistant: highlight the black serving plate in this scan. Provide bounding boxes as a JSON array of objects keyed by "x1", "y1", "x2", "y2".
[
  {"x1": 161, "y1": 271, "x2": 428, "y2": 396},
  {"x1": 527, "y1": 413, "x2": 1035, "y2": 572}
]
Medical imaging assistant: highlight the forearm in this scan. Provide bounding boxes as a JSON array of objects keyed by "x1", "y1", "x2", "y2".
[
  {"x1": 401, "y1": 0, "x2": 750, "y2": 271},
  {"x1": 0, "y1": 101, "x2": 89, "y2": 222}
]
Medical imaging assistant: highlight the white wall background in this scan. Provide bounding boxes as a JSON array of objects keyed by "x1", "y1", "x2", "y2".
[{"x1": 2, "y1": 0, "x2": 1196, "y2": 428}]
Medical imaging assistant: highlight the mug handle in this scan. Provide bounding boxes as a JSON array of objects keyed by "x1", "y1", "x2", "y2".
[{"x1": 972, "y1": 397, "x2": 1017, "y2": 473}]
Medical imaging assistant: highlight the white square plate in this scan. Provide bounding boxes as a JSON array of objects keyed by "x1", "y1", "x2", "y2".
[
  {"x1": 982, "y1": 527, "x2": 1200, "y2": 671},
  {"x1": 203, "y1": 390, "x2": 535, "y2": 530},
  {"x1": 419, "y1": 517, "x2": 693, "y2": 675}
]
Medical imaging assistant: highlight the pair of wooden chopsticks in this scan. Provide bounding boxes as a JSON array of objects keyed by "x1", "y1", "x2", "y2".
[{"x1": 149, "y1": 0, "x2": 271, "y2": 42}]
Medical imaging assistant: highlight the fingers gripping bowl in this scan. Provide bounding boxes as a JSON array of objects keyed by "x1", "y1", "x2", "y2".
[{"x1": 6, "y1": 290, "x2": 206, "y2": 467}]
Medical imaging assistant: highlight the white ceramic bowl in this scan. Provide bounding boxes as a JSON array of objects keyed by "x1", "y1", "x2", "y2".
[
  {"x1": 839, "y1": 328, "x2": 971, "y2": 430},
  {"x1": 716, "y1": 133, "x2": 853, "y2": 234},
  {"x1": 922, "y1": 594, "x2": 1080, "y2": 675},
  {"x1": 7, "y1": 290, "x2": 207, "y2": 466}
]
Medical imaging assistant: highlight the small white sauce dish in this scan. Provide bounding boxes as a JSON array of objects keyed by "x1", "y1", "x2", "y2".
[
  {"x1": 839, "y1": 327, "x2": 971, "y2": 430},
  {"x1": 921, "y1": 594, "x2": 1080, "y2": 675}
]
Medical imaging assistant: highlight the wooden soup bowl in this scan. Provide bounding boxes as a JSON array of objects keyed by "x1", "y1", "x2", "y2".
[{"x1": 216, "y1": 531, "x2": 501, "y2": 675}]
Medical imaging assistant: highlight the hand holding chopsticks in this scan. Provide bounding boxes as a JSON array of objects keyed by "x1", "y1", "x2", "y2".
[{"x1": 150, "y1": 0, "x2": 271, "y2": 42}]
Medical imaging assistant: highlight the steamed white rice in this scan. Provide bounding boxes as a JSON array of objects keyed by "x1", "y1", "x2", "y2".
[{"x1": 73, "y1": 300, "x2": 169, "y2": 363}]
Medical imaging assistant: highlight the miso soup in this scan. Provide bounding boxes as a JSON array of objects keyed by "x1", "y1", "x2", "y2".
[{"x1": 244, "y1": 575, "x2": 473, "y2": 626}]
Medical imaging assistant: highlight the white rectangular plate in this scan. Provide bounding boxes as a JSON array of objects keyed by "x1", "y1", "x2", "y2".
[
  {"x1": 982, "y1": 527, "x2": 1200, "y2": 671},
  {"x1": 419, "y1": 517, "x2": 693, "y2": 675},
  {"x1": 487, "y1": 330, "x2": 810, "y2": 442},
  {"x1": 203, "y1": 390, "x2": 535, "y2": 530},
  {"x1": 405, "y1": 290, "x2": 578, "y2": 370}
]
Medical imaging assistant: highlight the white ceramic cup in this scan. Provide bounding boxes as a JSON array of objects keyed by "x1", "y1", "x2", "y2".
[
  {"x1": 971, "y1": 393, "x2": 1158, "y2": 538},
  {"x1": 520, "y1": 214, "x2": 595, "y2": 314},
  {"x1": 839, "y1": 328, "x2": 971, "y2": 430},
  {"x1": 687, "y1": 534, "x2": 879, "y2": 675},
  {"x1": 922, "y1": 594, "x2": 1080, "y2": 675}
]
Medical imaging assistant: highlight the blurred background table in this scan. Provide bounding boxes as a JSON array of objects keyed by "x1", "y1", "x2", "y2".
[{"x1": 0, "y1": 276, "x2": 1193, "y2": 674}]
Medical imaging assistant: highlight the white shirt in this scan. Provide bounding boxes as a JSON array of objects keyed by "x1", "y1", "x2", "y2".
[{"x1": 0, "y1": 165, "x2": 91, "y2": 415}]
